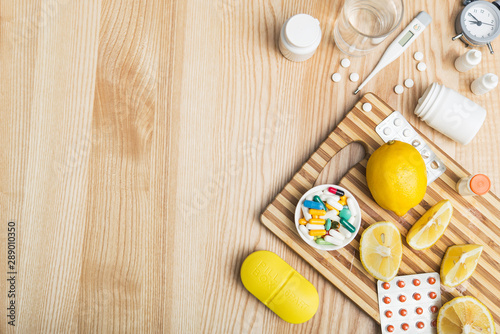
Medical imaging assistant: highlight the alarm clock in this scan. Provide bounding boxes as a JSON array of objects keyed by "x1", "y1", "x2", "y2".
[{"x1": 452, "y1": 0, "x2": 500, "y2": 54}]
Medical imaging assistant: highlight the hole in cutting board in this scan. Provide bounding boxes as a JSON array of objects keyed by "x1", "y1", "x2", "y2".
[{"x1": 314, "y1": 142, "x2": 366, "y2": 186}]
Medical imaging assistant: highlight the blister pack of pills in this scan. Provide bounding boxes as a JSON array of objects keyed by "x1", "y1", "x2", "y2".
[
  {"x1": 377, "y1": 273, "x2": 442, "y2": 333},
  {"x1": 375, "y1": 111, "x2": 446, "y2": 185}
]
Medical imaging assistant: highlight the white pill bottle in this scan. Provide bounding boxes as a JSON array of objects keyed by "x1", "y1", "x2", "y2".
[
  {"x1": 471, "y1": 73, "x2": 498, "y2": 95},
  {"x1": 414, "y1": 83, "x2": 486, "y2": 145},
  {"x1": 454, "y1": 49, "x2": 482, "y2": 72},
  {"x1": 279, "y1": 14, "x2": 322, "y2": 62}
]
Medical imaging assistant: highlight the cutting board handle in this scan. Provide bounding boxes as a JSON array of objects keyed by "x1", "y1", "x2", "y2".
[{"x1": 291, "y1": 127, "x2": 355, "y2": 197}]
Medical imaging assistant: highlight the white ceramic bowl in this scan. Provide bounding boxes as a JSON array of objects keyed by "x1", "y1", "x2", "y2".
[{"x1": 294, "y1": 184, "x2": 362, "y2": 251}]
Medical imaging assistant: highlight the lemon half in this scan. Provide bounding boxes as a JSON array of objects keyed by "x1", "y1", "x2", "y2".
[
  {"x1": 437, "y1": 296, "x2": 495, "y2": 334},
  {"x1": 407, "y1": 200, "x2": 453, "y2": 250},
  {"x1": 440, "y1": 244, "x2": 483, "y2": 287},
  {"x1": 359, "y1": 221, "x2": 402, "y2": 282}
]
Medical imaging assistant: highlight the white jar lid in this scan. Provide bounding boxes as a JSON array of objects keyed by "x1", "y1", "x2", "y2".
[{"x1": 284, "y1": 14, "x2": 321, "y2": 48}]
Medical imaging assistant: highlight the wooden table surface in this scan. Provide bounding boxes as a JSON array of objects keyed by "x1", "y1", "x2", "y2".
[{"x1": 1, "y1": 0, "x2": 499, "y2": 333}]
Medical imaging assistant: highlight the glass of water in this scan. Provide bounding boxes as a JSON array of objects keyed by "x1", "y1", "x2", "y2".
[{"x1": 334, "y1": 0, "x2": 404, "y2": 57}]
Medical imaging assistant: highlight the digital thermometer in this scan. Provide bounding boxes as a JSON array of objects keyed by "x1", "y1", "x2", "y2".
[{"x1": 354, "y1": 11, "x2": 432, "y2": 95}]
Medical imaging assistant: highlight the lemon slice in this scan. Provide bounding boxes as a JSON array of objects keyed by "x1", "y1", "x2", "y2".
[
  {"x1": 407, "y1": 200, "x2": 453, "y2": 250},
  {"x1": 359, "y1": 221, "x2": 402, "y2": 282},
  {"x1": 440, "y1": 244, "x2": 483, "y2": 287},
  {"x1": 437, "y1": 296, "x2": 495, "y2": 334}
]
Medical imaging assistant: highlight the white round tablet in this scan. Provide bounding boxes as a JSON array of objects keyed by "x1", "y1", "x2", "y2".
[
  {"x1": 414, "y1": 52, "x2": 424, "y2": 61},
  {"x1": 404, "y1": 79, "x2": 414, "y2": 88},
  {"x1": 394, "y1": 85, "x2": 404, "y2": 94},
  {"x1": 362, "y1": 103, "x2": 372, "y2": 112},
  {"x1": 394, "y1": 118, "x2": 402, "y2": 126},
  {"x1": 403, "y1": 129, "x2": 411, "y2": 137},
  {"x1": 331, "y1": 73, "x2": 341, "y2": 82},
  {"x1": 349, "y1": 72, "x2": 359, "y2": 82},
  {"x1": 383, "y1": 127, "x2": 392, "y2": 135},
  {"x1": 341, "y1": 58, "x2": 351, "y2": 68},
  {"x1": 417, "y1": 62, "x2": 427, "y2": 72}
]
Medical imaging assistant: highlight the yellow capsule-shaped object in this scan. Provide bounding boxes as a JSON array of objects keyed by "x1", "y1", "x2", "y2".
[
  {"x1": 339, "y1": 196, "x2": 347, "y2": 206},
  {"x1": 324, "y1": 203, "x2": 338, "y2": 213},
  {"x1": 308, "y1": 218, "x2": 326, "y2": 225},
  {"x1": 240, "y1": 251, "x2": 319, "y2": 324},
  {"x1": 309, "y1": 209, "x2": 326, "y2": 216},
  {"x1": 312, "y1": 215, "x2": 319, "y2": 219},
  {"x1": 299, "y1": 218, "x2": 307, "y2": 225},
  {"x1": 309, "y1": 229, "x2": 326, "y2": 236}
]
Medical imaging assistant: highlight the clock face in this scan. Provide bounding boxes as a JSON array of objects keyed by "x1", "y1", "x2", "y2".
[{"x1": 463, "y1": 4, "x2": 499, "y2": 40}]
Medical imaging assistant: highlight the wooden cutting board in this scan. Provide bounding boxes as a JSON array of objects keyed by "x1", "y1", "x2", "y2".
[{"x1": 261, "y1": 93, "x2": 500, "y2": 327}]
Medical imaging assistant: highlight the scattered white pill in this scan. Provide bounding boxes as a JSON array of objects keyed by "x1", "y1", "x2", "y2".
[
  {"x1": 331, "y1": 72, "x2": 342, "y2": 82},
  {"x1": 417, "y1": 62, "x2": 427, "y2": 72},
  {"x1": 394, "y1": 84, "x2": 404, "y2": 94},
  {"x1": 349, "y1": 72, "x2": 359, "y2": 82},
  {"x1": 341, "y1": 58, "x2": 351, "y2": 68},
  {"x1": 414, "y1": 51, "x2": 424, "y2": 61},
  {"x1": 362, "y1": 102, "x2": 372, "y2": 112},
  {"x1": 404, "y1": 79, "x2": 414, "y2": 88}
]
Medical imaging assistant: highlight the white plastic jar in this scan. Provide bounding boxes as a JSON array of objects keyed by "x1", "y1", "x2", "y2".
[
  {"x1": 279, "y1": 14, "x2": 322, "y2": 62},
  {"x1": 414, "y1": 83, "x2": 486, "y2": 145}
]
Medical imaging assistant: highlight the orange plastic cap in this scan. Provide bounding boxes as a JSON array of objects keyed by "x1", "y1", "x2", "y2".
[{"x1": 470, "y1": 174, "x2": 491, "y2": 195}]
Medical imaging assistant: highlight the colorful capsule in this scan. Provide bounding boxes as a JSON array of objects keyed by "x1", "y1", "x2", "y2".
[
  {"x1": 328, "y1": 187, "x2": 345, "y2": 196},
  {"x1": 303, "y1": 200, "x2": 324, "y2": 210},
  {"x1": 325, "y1": 219, "x2": 332, "y2": 230},
  {"x1": 339, "y1": 207, "x2": 352, "y2": 220},
  {"x1": 313, "y1": 196, "x2": 327, "y2": 210},
  {"x1": 340, "y1": 218, "x2": 356, "y2": 233},
  {"x1": 338, "y1": 195, "x2": 347, "y2": 206},
  {"x1": 308, "y1": 218, "x2": 326, "y2": 225},
  {"x1": 309, "y1": 229, "x2": 326, "y2": 237},
  {"x1": 309, "y1": 209, "x2": 326, "y2": 216},
  {"x1": 324, "y1": 202, "x2": 336, "y2": 211},
  {"x1": 315, "y1": 237, "x2": 334, "y2": 245}
]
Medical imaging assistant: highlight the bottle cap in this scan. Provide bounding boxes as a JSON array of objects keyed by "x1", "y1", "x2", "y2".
[
  {"x1": 471, "y1": 50, "x2": 482, "y2": 59},
  {"x1": 284, "y1": 14, "x2": 321, "y2": 48},
  {"x1": 486, "y1": 74, "x2": 498, "y2": 85},
  {"x1": 470, "y1": 174, "x2": 491, "y2": 195}
]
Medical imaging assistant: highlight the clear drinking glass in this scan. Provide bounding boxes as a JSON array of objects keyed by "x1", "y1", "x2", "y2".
[{"x1": 333, "y1": 0, "x2": 404, "y2": 57}]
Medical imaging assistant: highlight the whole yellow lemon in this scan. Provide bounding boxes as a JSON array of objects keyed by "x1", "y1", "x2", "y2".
[{"x1": 366, "y1": 140, "x2": 427, "y2": 216}]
